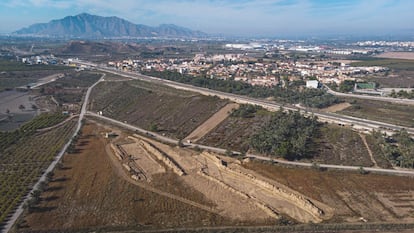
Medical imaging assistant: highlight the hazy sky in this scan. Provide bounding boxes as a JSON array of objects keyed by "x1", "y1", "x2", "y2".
[{"x1": 0, "y1": 0, "x2": 413, "y2": 36}]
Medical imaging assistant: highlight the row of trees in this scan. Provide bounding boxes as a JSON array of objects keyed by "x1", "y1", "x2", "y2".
[
  {"x1": 0, "y1": 113, "x2": 68, "y2": 161},
  {"x1": 249, "y1": 109, "x2": 320, "y2": 161},
  {"x1": 389, "y1": 89, "x2": 414, "y2": 99},
  {"x1": 0, "y1": 119, "x2": 76, "y2": 226},
  {"x1": 143, "y1": 70, "x2": 341, "y2": 108}
]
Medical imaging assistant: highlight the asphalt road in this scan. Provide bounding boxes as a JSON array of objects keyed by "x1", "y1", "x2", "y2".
[
  {"x1": 2, "y1": 74, "x2": 105, "y2": 233},
  {"x1": 325, "y1": 85, "x2": 414, "y2": 105}
]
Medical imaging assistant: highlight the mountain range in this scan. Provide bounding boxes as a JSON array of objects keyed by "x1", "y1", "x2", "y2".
[{"x1": 14, "y1": 13, "x2": 207, "y2": 38}]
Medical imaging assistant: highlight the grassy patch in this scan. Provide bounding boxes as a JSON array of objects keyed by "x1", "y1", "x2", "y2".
[
  {"x1": 243, "y1": 161, "x2": 414, "y2": 223},
  {"x1": 339, "y1": 98, "x2": 414, "y2": 127},
  {"x1": 312, "y1": 125, "x2": 373, "y2": 167},
  {"x1": 364, "y1": 134, "x2": 393, "y2": 168}
]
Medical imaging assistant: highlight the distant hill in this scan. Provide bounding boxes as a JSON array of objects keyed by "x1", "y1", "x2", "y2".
[{"x1": 14, "y1": 13, "x2": 207, "y2": 38}]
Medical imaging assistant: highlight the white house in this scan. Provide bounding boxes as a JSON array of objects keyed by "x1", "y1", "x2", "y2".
[{"x1": 306, "y1": 80, "x2": 319, "y2": 89}]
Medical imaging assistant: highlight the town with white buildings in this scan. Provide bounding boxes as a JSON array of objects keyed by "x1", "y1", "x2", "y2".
[{"x1": 104, "y1": 51, "x2": 389, "y2": 88}]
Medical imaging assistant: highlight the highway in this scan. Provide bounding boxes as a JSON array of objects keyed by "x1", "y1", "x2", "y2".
[
  {"x1": 87, "y1": 111, "x2": 414, "y2": 176},
  {"x1": 74, "y1": 60, "x2": 414, "y2": 135},
  {"x1": 2, "y1": 74, "x2": 105, "y2": 233},
  {"x1": 325, "y1": 84, "x2": 414, "y2": 105}
]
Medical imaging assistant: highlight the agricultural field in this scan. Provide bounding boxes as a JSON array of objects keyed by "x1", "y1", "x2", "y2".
[
  {"x1": 42, "y1": 71, "x2": 102, "y2": 89},
  {"x1": 0, "y1": 58, "x2": 73, "y2": 91},
  {"x1": 0, "y1": 114, "x2": 76, "y2": 229},
  {"x1": 350, "y1": 58, "x2": 414, "y2": 88},
  {"x1": 196, "y1": 108, "x2": 272, "y2": 153},
  {"x1": 339, "y1": 98, "x2": 414, "y2": 127},
  {"x1": 41, "y1": 71, "x2": 102, "y2": 105},
  {"x1": 89, "y1": 80, "x2": 228, "y2": 139}
]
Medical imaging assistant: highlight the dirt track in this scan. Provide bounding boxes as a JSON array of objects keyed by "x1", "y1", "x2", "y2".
[
  {"x1": 359, "y1": 133, "x2": 378, "y2": 167},
  {"x1": 321, "y1": 102, "x2": 351, "y2": 113},
  {"x1": 185, "y1": 103, "x2": 239, "y2": 142}
]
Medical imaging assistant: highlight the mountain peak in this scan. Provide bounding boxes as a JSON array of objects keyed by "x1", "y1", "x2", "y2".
[{"x1": 14, "y1": 13, "x2": 207, "y2": 38}]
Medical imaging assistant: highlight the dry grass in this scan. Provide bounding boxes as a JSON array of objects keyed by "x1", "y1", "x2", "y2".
[
  {"x1": 90, "y1": 80, "x2": 228, "y2": 139},
  {"x1": 340, "y1": 98, "x2": 414, "y2": 127},
  {"x1": 244, "y1": 161, "x2": 414, "y2": 223},
  {"x1": 375, "y1": 52, "x2": 414, "y2": 60}
]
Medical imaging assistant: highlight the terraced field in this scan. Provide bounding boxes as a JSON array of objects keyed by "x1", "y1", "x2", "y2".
[{"x1": 89, "y1": 80, "x2": 228, "y2": 139}]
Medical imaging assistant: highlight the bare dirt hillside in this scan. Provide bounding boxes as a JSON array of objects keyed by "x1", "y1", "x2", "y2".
[
  {"x1": 122, "y1": 134, "x2": 331, "y2": 223},
  {"x1": 245, "y1": 161, "x2": 414, "y2": 224},
  {"x1": 20, "y1": 122, "x2": 232, "y2": 232},
  {"x1": 18, "y1": 121, "x2": 414, "y2": 232}
]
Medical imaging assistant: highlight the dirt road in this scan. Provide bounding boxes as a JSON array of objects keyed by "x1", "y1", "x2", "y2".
[
  {"x1": 185, "y1": 103, "x2": 239, "y2": 142},
  {"x1": 2, "y1": 74, "x2": 104, "y2": 233},
  {"x1": 359, "y1": 133, "x2": 378, "y2": 167}
]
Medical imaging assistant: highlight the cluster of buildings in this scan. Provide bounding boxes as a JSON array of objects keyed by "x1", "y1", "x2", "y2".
[
  {"x1": 354, "y1": 41, "x2": 414, "y2": 48},
  {"x1": 290, "y1": 62, "x2": 388, "y2": 84},
  {"x1": 288, "y1": 46, "x2": 371, "y2": 55},
  {"x1": 105, "y1": 52, "x2": 389, "y2": 87},
  {"x1": 19, "y1": 55, "x2": 58, "y2": 65}
]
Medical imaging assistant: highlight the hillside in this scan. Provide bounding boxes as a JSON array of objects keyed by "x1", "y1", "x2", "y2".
[{"x1": 14, "y1": 13, "x2": 206, "y2": 38}]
